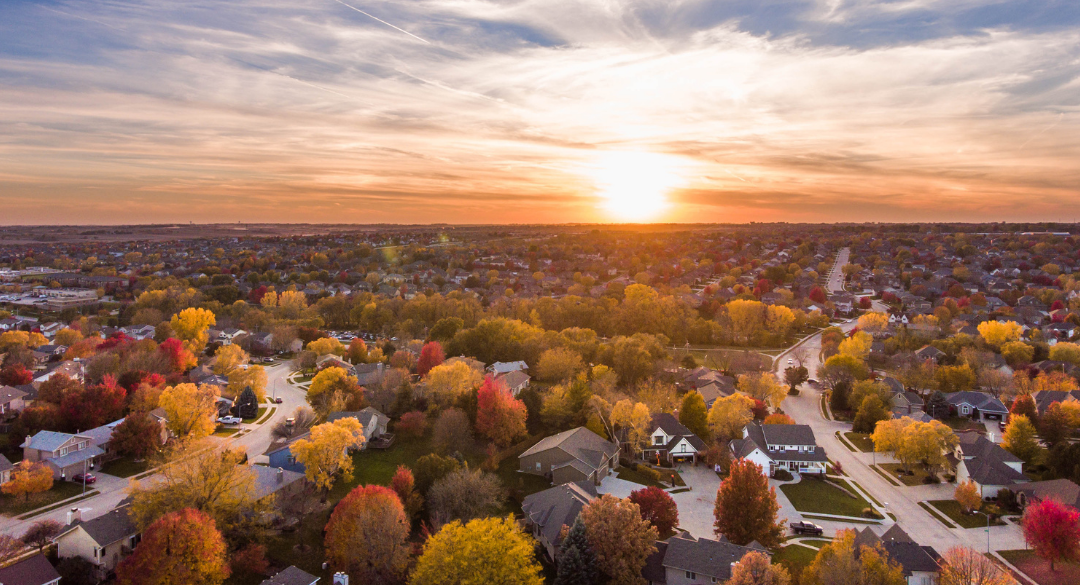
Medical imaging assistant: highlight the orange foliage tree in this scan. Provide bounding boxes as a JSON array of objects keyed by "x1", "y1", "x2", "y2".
[
  {"x1": 116, "y1": 508, "x2": 230, "y2": 585},
  {"x1": 476, "y1": 376, "x2": 527, "y2": 446},
  {"x1": 325, "y1": 485, "x2": 411, "y2": 583}
]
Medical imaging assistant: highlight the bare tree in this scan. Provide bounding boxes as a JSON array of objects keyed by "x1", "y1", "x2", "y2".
[{"x1": 271, "y1": 407, "x2": 317, "y2": 441}]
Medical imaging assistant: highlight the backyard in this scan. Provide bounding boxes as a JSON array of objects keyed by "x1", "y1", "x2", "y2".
[
  {"x1": 779, "y1": 477, "x2": 875, "y2": 518},
  {"x1": 101, "y1": 456, "x2": 150, "y2": 478},
  {"x1": 772, "y1": 544, "x2": 817, "y2": 579}
]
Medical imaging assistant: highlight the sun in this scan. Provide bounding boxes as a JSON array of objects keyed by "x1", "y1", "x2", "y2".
[{"x1": 587, "y1": 151, "x2": 686, "y2": 222}]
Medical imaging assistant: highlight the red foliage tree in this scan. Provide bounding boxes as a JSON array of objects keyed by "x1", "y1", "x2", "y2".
[
  {"x1": 324, "y1": 484, "x2": 411, "y2": 583},
  {"x1": 475, "y1": 376, "x2": 527, "y2": 447},
  {"x1": 346, "y1": 338, "x2": 368, "y2": 364},
  {"x1": 158, "y1": 338, "x2": 191, "y2": 373},
  {"x1": 230, "y1": 543, "x2": 269, "y2": 576},
  {"x1": 390, "y1": 465, "x2": 415, "y2": 504},
  {"x1": 396, "y1": 411, "x2": 428, "y2": 438},
  {"x1": 750, "y1": 399, "x2": 768, "y2": 421},
  {"x1": 809, "y1": 287, "x2": 827, "y2": 304},
  {"x1": 115, "y1": 508, "x2": 230, "y2": 585},
  {"x1": 60, "y1": 376, "x2": 126, "y2": 432},
  {"x1": 859, "y1": 297, "x2": 872, "y2": 309},
  {"x1": 1022, "y1": 498, "x2": 1080, "y2": 570},
  {"x1": 98, "y1": 332, "x2": 133, "y2": 351},
  {"x1": 416, "y1": 341, "x2": 446, "y2": 376},
  {"x1": 628, "y1": 486, "x2": 679, "y2": 535},
  {"x1": 247, "y1": 286, "x2": 268, "y2": 304},
  {"x1": 0, "y1": 365, "x2": 32, "y2": 386},
  {"x1": 713, "y1": 458, "x2": 783, "y2": 547},
  {"x1": 1010, "y1": 394, "x2": 1039, "y2": 423}
]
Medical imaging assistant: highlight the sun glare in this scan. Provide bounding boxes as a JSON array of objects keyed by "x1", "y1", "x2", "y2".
[{"x1": 588, "y1": 151, "x2": 686, "y2": 222}]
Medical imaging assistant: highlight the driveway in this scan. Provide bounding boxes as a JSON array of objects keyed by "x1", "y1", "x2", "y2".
[
  {"x1": 597, "y1": 474, "x2": 643, "y2": 499},
  {"x1": 668, "y1": 465, "x2": 719, "y2": 539}
]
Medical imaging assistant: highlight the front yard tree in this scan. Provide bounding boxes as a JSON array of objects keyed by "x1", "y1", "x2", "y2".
[
  {"x1": 728, "y1": 551, "x2": 791, "y2": 585},
  {"x1": 580, "y1": 494, "x2": 658, "y2": 584},
  {"x1": 804, "y1": 529, "x2": 904, "y2": 585},
  {"x1": 1010, "y1": 394, "x2": 1038, "y2": 423},
  {"x1": 739, "y1": 372, "x2": 787, "y2": 409},
  {"x1": 1, "y1": 461, "x2": 53, "y2": 501},
  {"x1": 853, "y1": 394, "x2": 891, "y2": 434},
  {"x1": 476, "y1": 376, "x2": 528, "y2": 447},
  {"x1": 410, "y1": 516, "x2": 543, "y2": 585},
  {"x1": 679, "y1": 391, "x2": 710, "y2": 440},
  {"x1": 324, "y1": 485, "x2": 410, "y2": 583},
  {"x1": 611, "y1": 399, "x2": 651, "y2": 453},
  {"x1": 783, "y1": 366, "x2": 809, "y2": 394},
  {"x1": 169, "y1": 307, "x2": 216, "y2": 354},
  {"x1": 954, "y1": 480, "x2": 982, "y2": 514},
  {"x1": 628, "y1": 486, "x2": 679, "y2": 535},
  {"x1": 21, "y1": 519, "x2": 62, "y2": 551},
  {"x1": 416, "y1": 341, "x2": 445, "y2": 376},
  {"x1": 939, "y1": 546, "x2": 1015, "y2": 585},
  {"x1": 1002, "y1": 415, "x2": 1041, "y2": 464},
  {"x1": 554, "y1": 517, "x2": 597, "y2": 585},
  {"x1": 116, "y1": 508, "x2": 230, "y2": 585},
  {"x1": 713, "y1": 458, "x2": 784, "y2": 548},
  {"x1": 110, "y1": 411, "x2": 163, "y2": 460},
  {"x1": 1022, "y1": 498, "x2": 1080, "y2": 571},
  {"x1": 1040, "y1": 402, "x2": 1072, "y2": 448},
  {"x1": 306, "y1": 366, "x2": 363, "y2": 418},
  {"x1": 290, "y1": 418, "x2": 366, "y2": 495},
  {"x1": 707, "y1": 393, "x2": 755, "y2": 441},
  {"x1": 159, "y1": 383, "x2": 219, "y2": 441}
]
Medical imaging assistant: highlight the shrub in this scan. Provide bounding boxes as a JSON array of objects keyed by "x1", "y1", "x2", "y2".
[
  {"x1": 772, "y1": 469, "x2": 793, "y2": 481},
  {"x1": 862, "y1": 507, "x2": 882, "y2": 519},
  {"x1": 636, "y1": 466, "x2": 662, "y2": 484},
  {"x1": 922, "y1": 475, "x2": 940, "y2": 484}
]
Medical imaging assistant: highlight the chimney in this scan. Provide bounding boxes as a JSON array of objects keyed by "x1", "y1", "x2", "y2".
[
  {"x1": 333, "y1": 573, "x2": 349, "y2": 585},
  {"x1": 276, "y1": 468, "x2": 284, "y2": 484},
  {"x1": 67, "y1": 507, "x2": 81, "y2": 525}
]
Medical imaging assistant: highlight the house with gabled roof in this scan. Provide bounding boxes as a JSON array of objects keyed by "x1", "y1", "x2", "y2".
[
  {"x1": 0, "y1": 384, "x2": 28, "y2": 418},
  {"x1": 854, "y1": 526, "x2": 940, "y2": 585},
  {"x1": 22, "y1": 430, "x2": 104, "y2": 480},
  {"x1": 729, "y1": 423, "x2": 827, "y2": 477},
  {"x1": 521, "y1": 480, "x2": 597, "y2": 561},
  {"x1": 519, "y1": 427, "x2": 619, "y2": 486},
  {"x1": 260, "y1": 566, "x2": 319, "y2": 585},
  {"x1": 643, "y1": 532, "x2": 768, "y2": 585},
  {"x1": 945, "y1": 391, "x2": 1009, "y2": 421},
  {"x1": 642, "y1": 413, "x2": 705, "y2": 465},
  {"x1": 54, "y1": 503, "x2": 140, "y2": 581},
  {"x1": 0, "y1": 554, "x2": 61, "y2": 585},
  {"x1": 1013, "y1": 479, "x2": 1080, "y2": 510},
  {"x1": 327, "y1": 407, "x2": 391, "y2": 449},
  {"x1": 954, "y1": 430, "x2": 1028, "y2": 498}
]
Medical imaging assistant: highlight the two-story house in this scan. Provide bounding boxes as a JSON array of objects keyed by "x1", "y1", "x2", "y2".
[
  {"x1": 642, "y1": 413, "x2": 705, "y2": 465},
  {"x1": 22, "y1": 430, "x2": 104, "y2": 479},
  {"x1": 729, "y1": 423, "x2": 827, "y2": 477},
  {"x1": 519, "y1": 427, "x2": 620, "y2": 486},
  {"x1": 643, "y1": 532, "x2": 769, "y2": 585},
  {"x1": 54, "y1": 504, "x2": 140, "y2": 582},
  {"x1": 854, "y1": 526, "x2": 940, "y2": 585},
  {"x1": 954, "y1": 430, "x2": 1028, "y2": 498},
  {"x1": 521, "y1": 481, "x2": 597, "y2": 562},
  {"x1": 327, "y1": 407, "x2": 391, "y2": 450}
]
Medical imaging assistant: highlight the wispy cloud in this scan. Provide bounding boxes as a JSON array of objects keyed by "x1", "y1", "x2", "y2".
[{"x1": 0, "y1": 0, "x2": 1077, "y2": 224}]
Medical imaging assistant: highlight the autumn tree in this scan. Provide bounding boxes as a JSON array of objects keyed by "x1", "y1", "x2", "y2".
[
  {"x1": 714, "y1": 458, "x2": 783, "y2": 547},
  {"x1": 389, "y1": 464, "x2": 423, "y2": 520},
  {"x1": 324, "y1": 485, "x2": 410, "y2": 583},
  {"x1": 803, "y1": 529, "x2": 905, "y2": 585},
  {"x1": 410, "y1": 516, "x2": 543, "y2": 585},
  {"x1": 212, "y1": 344, "x2": 248, "y2": 375},
  {"x1": 411, "y1": 453, "x2": 461, "y2": 494},
  {"x1": 227, "y1": 365, "x2": 267, "y2": 402},
  {"x1": 427, "y1": 468, "x2": 505, "y2": 528},
  {"x1": 857, "y1": 312, "x2": 889, "y2": 336},
  {"x1": 729, "y1": 550, "x2": 792, "y2": 585},
  {"x1": 628, "y1": 486, "x2": 679, "y2": 535},
  {"x1": 20, "y1": 519, "x2": 62, "y2": 552},
  {"x1": 306, "y1": 336, "x2": 345, "y2": 357},
  {"x1": 978, "y1": 320, "x2": 1023, "y2": 349},
  {"x1": 425, "y1": 361, "x2": 483, "y2": 408},
  {"x1": 290, "y1": 417, "x2": 365, "y2": 494},
  {"x1": 476, "y1": 376, "x2": 527, "y2": 447},
  {"x1": 853, "y1": 394, "x2": 891, "y2": 434},
  {"x1": 159, "y1": 383, "x2": 219, "y2": 441},
  {"x1": 707, "y1": 393, "x2": 755, "y2": 441},
  {"x1": 170, "y1": 307, "x2": 216, "y2": 354},
  {"x1": 159, "y1": 337, "x2": 197, "y2": 372},
  {"x1": 679, "y1": 391, "x2": 709, "y2": 440},
  {"x1": 580, "y1": 494, "x2": 658, "y2": 584},
  {"x1": 109, "y1": 411, "x2": 164, "y2": 460},
  {"x1": 611, "y1": 399, "x2": 652, "y2": 453},
  {"x1": 955, "y1": 480, "x2": 982, "y2": 514},
  {"x1": 739, "y1": 372, "x2": 787, "y2": 409},
  {"x1": 536, "y1": 347, "x2": 585, "y2": 383},
  {"x1": 1041, "y1": 402, "x2": 1073, "y2": 448},
  {"x1": 116, "y1": 508, "x2": 230, "y2": 585},
  {"x1": 1002, "y1": 415, "x2": 1041, "y2": 464},
  {"x1": 1022, "y1": 498, "x2": 1080, "y2": 571},
  {"x1": 431, "y1": 407, "x2": 473, "y2": 454},
  {"x1": 939, "y1": 546, "x2": 1015, "y2": 585},
  {"x1": 783, "y1": 365, "x2": 809, "y2": 393},
  {"x1": 838, "y1": 331, "x2": 873, "y2": 361},
  {"x1": 763, "y1": 413, "x2": 796, "y2": 425},
  {"x1": 555, "y1": 517, "x2": 597, "y2": 585},
  {"x1": 1, "y1": 461, "x2": 53, "y2": 501},
  {"x1": 1010, "y1": 393, "x2": 1039, "y2": 422},
  {"x1": 306, "y1": 366, "x2": 363, "y2": 417},
  {"x1": 416, "y1": 341, "x2": 445, "y2": 376}
]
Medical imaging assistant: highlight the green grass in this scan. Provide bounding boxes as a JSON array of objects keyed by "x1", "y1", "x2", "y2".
[
  {"x1": 101, "y1": 456, "x2": 150, "y2": 478},
  {"x1": 798, "y1": 538, "x2": 833, "y2": 549},
  {"x1": 18, "y1": 489, "x2": 99, "y2": 520},
  {"x1": 213, "y1": 427, "x2": 241, "y2": 437},
  {"x1": 928, "y1": 500, "x2": 1005, "y2": 529},
  {"x1": 820, "y1": 394, "x2": 831, "y2": 420},
  {"x1": 615, "y1": 466, "x2": 666, "y2": 488},
  {"x1": 843, "y1": 432, "x2": 875, "y2": 453},
  {"x1": 779, "y1": 477, "x2": 874, "y2": 518},
  {"x1": 255, "y1": 407, "x2": 276, "y2": 425},
  {"x1": 773, "y1": 544, "x2": 819, "y2": 577},
  {"x1": 869, "y1": 465, "x2": 903, "y2": 487},
  {"x1": 838, "y1": 478, "x2": 883, "y2": 508},
  {"x1": 801, "y1": 513, "x2": 880, "y2": 525},
  {"x1": 0, "y1": 481, "x2": 89, "y2": 517},
  {"x1": 242, "y1": 407, "x2": 267, "y2": 424},
  {"x1": 880, "y1": 463, "x2": 938, "y2": 487},
  {"x1": 918, "y1": 501, "x2": 956, "y2": 528}
]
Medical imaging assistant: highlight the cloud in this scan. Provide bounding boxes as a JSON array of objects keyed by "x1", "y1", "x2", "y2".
[{"x1": 0, "y1": 0, "x2": 1077, "y2": 224}]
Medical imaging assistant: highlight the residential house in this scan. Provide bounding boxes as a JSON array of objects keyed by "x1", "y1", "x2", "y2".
[
  {"x1": 31, "y1": 345, "x2": 66, "y2": 365},
  {"x1": 54, "y1": 504, "x2": 140, "y2": 582},
  {"x1": 120, "y1": 324, "x2": 156, "y2": 340},
  {"x1": 642, "y1": 413, "x2": 705, "y2": 465},
  {"x1": 945, "y1": 391, "x2": 1009, "y2": 421},
  {"x1": 521, "y1": 481, "x2": 597, "y2": 561},
  {"x1": 0, "y1": 385, "x2": 28, "y2": 418},
  {"x1": 327, "y1": 407, "x2": 391, "y2": 449},
  {"x1": 0, "y1": 453, "x2": 14, "y2": 485},
  {"x1": 354, "y1": 362, "x2": 385, "y2": 386},
  {"x1": 643, "y1": 532, "x2": 768, "y2": 585},
  {"x1": 1013, "y1": 479, "x2": 1080, "y2": 510},
  {"x1": 488, "y1": 361, "x2": 528, "y2": 375},
  {"x1": 0, "y1": 554, "x2": 61, "y2": 585},
  {"x1": 22, "y1": 430, "x2": 104, "y2": 479},
  {"x1": 729, "y1": 423, "x2": 827, "y2": 477},
  {"x1": 33, "y1": 360, "x2": 84, "y2": 385},
  {"x1": 519, "y1": 427, "x2": 620, "y2": 486},
  {"x1": 315, "y1": 354, "x2": 356, "y2": 376},
  {"x1": 219, "y1": 327, "x2": 247, "y2": 345},
  {"x1": 496, "y1": 369, "x2": 531, "y2": 396},
  {"x1": 854, "y1": 526, "x2": 940, "y2": 585},
  {"x1": 1032, "y1": 389, "x2": 1080, "y2": 415},
  {"x1": 252, "y1": 465, "x2": 306, "y2": 509},
  {"x1": 260, "y1": 566, "x2": 320, "y2": 585},
  {"x1": 914, "y1": 346, "x2": 946, "y2": 363},
  {"x1": 265, "y1": 433, "x2": 309, "y2": 475},
  {"x1": 954, "y1": 430, "x2": 1028, "y2": 498}
]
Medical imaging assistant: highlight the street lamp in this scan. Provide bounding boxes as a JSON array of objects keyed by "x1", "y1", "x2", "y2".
[{"x1": 986, "y1": 512, "x2": 991, "y2": 553}]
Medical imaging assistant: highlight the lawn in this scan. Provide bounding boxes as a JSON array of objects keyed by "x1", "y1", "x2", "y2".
[
  {"x1": 843, "y1": 432, "x2": 875, "y2": 453},
  {"x1": 0, "y1": 481, "x2": 88, "y2": 517},
  {"x1": 998, "y1": 549, "x2": 1080, "y2": 585},
  {"x1": 773, "y1": 544, "x2": 818, "y2": 578},
  {"x1": 880, "y1": 463, "x2": 938, "y2": 487},
  {"x1": 927, "y1": 500, "x2": 1005, "y2": 529},
  {"x1": 869, "y1": 465, "x2": 903, "y2": 487},
  {"x1": 943, "y1": 417, "x2": 983, "y2": 432},
  {"x1": 243, "y1": 407, "x2": 267, "y2": 424},
  {"x1": 101, "y1": 456, "x2": 150, "y2": 478},
  {"x1": 213, "y1": 427, "x2": 241, "y2": 437},
  {"x1": 615, "y1": 466, "x2": 666, "y2": 488},
  {"x1": 779, "y1": 477, "x2": 874, "y2": 518}
]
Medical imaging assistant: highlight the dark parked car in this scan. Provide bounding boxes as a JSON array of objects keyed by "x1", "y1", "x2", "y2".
[
  {"x1": 273, "y1": 397, "x2": 283, "y2": 404},
  {"x1": 790, "y1": 521, "x2": 823, "y2": 535},
  {"x1": 72, "y1": 473, "x2": 96, "y2": 484}
]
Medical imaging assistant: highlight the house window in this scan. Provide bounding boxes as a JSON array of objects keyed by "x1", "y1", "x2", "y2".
[
  {"x1": 685, "y1": 571, "x2": 696, "y2": 579},
  {"x1": 535, "y1": 462, "x2": 541, "y2": 471},
  {"x1": 654, "y1": 436, "x2": 663, "y2": 445}
]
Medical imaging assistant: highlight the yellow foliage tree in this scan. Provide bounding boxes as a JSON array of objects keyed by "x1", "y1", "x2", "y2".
[
  {"x1": 1049, "y1": 342, "x2": 1080, "y2": 366},
  {"x1": 977, "y1": 321, "x2": 1023, "y2": 349},
  {"x1": 289, "y1": 418, "x2": 365, "y2": 493},
  {"x1": 170, "y1": 307, "x2": 216, "y2": 354},
  {"x1": 278, "y1": 290, "x2": 308, "y2": 318},
  {"x1": 306, "y1": 337, "x2": 345, "y2": 357},
  {"x1": 838, "y1": 331, "x2": 873, "y2": 361},
  {"x1": 726, "y1": 299, "x2": 765, "y2": 344},
  {"x1": 738, "y1": 372, "x2": 787, "y2": 409},
  {"x1": 227, "y1": 365, "x2": 267, "y2": 402},
  {"x1": 159, "y1": 383, "x2": 220, "y2": 441},
  {"x1": 707, "y1": 394, "x2": 755, "y2": 440},
  {"x1": 54, "y1": 328, "x2": 84, "y2": 346},
  {"x1": 765, "y1": 305, "x2": 796, "y2": 337},
  {"x1": 857, "y1": 312, "x2": 889, "y2": 336},
  {"x1": 307, "y1": 366, "x2": 360, "y2": 415},
  {"x1": 259, "y1": 291, "x2": 278, "y2": 308},
  {"x1": 212, "y1": 344, "x2": 248, "y2": 375},
  {"x1": 1, "y1": 461, "x2": 53, "y2": 501},
  {"x1": 410, "y1": 516, "x2": 543, "y2": 585},
  {"x1": 611, "y1": 400, "x2": 651, "y2": 453},
  {"x1": 425, "y1": 361, "x2": 483, "y2": 408},
  {"x1": 954, "y1": 480, "x2": 982, "y2": 514}
]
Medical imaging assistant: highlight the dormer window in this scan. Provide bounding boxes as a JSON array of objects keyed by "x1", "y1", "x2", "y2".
[{"x1": 653, "y1": 436, "x2": 664, "y2": 445}]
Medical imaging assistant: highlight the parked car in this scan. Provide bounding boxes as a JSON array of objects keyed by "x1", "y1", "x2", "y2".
[
  {"x1": 217, "y1": 416, "x2": 242, "y2": 425},
  {"x1": 273, "y1": 397, "x2": 283, "y2": 404},
  {"x1": 790, "y1": 521, "x2": 823, "y2": 536},
  {"x1": 72, "y1": 473, "x2": 96, "y2": 484}
]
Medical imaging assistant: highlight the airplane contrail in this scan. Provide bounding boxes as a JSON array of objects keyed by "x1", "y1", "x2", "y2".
[
  {"x1": 328, "y1": 0, "x2": 431, "y2": 44},
  {"x1": 1018, "y1": 112, "x2": 1063, "y2": 150}
]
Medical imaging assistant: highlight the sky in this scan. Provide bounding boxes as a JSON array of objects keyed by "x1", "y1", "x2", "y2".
[{"x1": 0, "y1": 0, "x2": 1078, "y2": 225}]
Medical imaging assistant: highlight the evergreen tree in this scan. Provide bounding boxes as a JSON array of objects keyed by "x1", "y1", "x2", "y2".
[
  {"x1": 554, "y1": 517, "x2": 597, "y2": 585},
  {"x1": 829, "y1": 379, "x2": 851, "y2": 414}
]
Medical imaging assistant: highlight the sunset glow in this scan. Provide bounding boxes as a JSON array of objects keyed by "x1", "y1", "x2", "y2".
[{"x1": 589, "y1": 152, "x2": 687, "y2": 221}]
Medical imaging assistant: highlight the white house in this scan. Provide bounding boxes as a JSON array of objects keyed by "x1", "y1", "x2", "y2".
[{"x1": 729, "y1": 423, "x2": 827, "y2": 476}]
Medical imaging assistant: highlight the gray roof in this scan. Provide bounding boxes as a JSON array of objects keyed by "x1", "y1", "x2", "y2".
[
  {"x1": 59, "y1": 504, "x2": 138, "y2": 547},
  {"x1": 259, "y1": 566, "x2": 319, "y2": 585},
  {"x1": 47, "y1": 445, "x2": 105, "y2": 469},
  {"x1": 82, "y1": 418, "x2": 125, "y2": 448},
  {"x1": 662, "y1": 533, "x2": 763, "y2": 580},
  {"x1": 521, "y1": 481, "x2": 596, "y2": 549},
  {"x1": 327, "y1": 407, "x2": 389, "y2": 433},
  {"x1": 520, "y1": 427, "x2": 618, "y2": 473},
  {"x1": 0, "y1": 453, "x2": 14, "y2": 473},
  {"x1": 945, "y1": 391, "x2": 1008, "y2": 414},
  {"x1": 24, "y1": 430, "x2": 87, "y2": 453},
  {"x1": 854, "y1": 527, "x2": 940, "y2": 577},
  {"x1": 760, "y1": 424, "x2": 818, "y2": 447},
  {"x1": 252, "y1": 465, "x2": 306, "y2": 500},
  {"x1": 1013, "y1": 479, "x2": 1080, "y2": 509},
  {"x1": 739, "y1": 424, "x2": 827, "y2": 464},
  {"x1": 0, "y1": 385, "x2": 28, "y2": 404},
  {"x1": 0, "y1": 554, "x2": 60, "y2": 585}
]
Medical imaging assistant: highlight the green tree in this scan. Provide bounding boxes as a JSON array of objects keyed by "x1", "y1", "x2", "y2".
[
  {"x1": 1002, "y1": 415, "x2": 1041, "y2": 464},
  {"x1": 554, "y1": 517, "x2": 597, "y2": 585},
  {"x1": 679, "y1": 391, "x2": 709, "y2": 440},
  {"x1": 853, "y1": 394, "x2": 891, "y2": 434}
]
